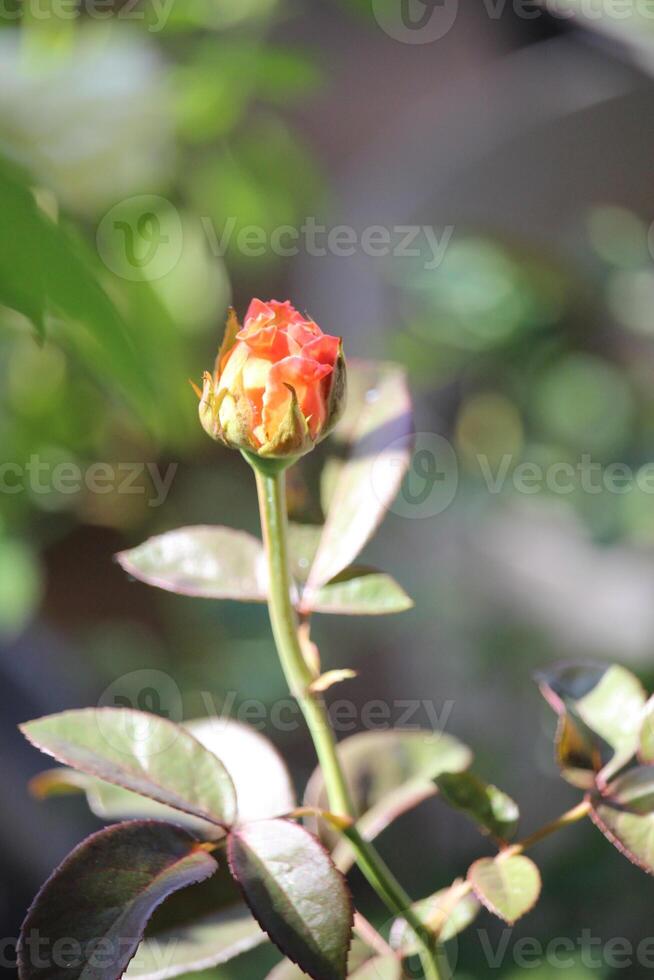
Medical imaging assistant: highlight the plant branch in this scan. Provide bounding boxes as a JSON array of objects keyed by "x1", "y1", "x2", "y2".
[
  {"x1": 254, "y1": 466, "x2": 442, "y2": 980},
  {"x1": 445, "y1": 798, "x2": 594, "y2": 910},
  {"x1": 502, "y1": 798, "x2": 592, "y2": 858}
]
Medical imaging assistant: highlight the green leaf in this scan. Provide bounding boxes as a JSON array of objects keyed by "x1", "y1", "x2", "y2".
[
  {"x1": 305, "y1": 730, "x2": 472, "y2": 857},
  {"x1": 0, "y1": 163, "x2": 46, "y2": 336},
  {"x1": 116, "y1": 528, "x2": 413, "y2": 617},
  {"x1": 37, "y1": 718, "x2": 294, "y2": 825},
  {"x1": 301, "y1": 361, "x2": 412, "y2": 603},
  {"x1": 308, "y1": 566, "x2": 413, "y2": 616},
  {"x1": 116, "y1": 524, "x2": 413, "y2": 615},
  {"x1": 537, "y1": 662, "x2": 646, "y2": 783},
  {"x1": 126, "y1": 906, "x2": 265, "y2": 980},
  {"x1": 32, "y1": 717, "x2": 295, "y2": 834},
  {"x1": 306, "y1": 729, "x2": 472, "y2": 819},
  {"x1": 20, "y1": 709, "x2": 237, "y2": 829},
  {"x1": 31, "y1": 767, "x2": 220, "y2": 831},
  {"x1": 125, "y1": 861, "x2": 267, "y2": 979},
  {"x1": 116, "y1": 527, "x2": 269, "y2": 602},
  {"x1": 287, "y1": 523, "x2": 323, "y2": 587},
  {"x1": 467, "y1": 855, "x2": 541, "y2": 925},
  {"x1": 17, "y1": 821, "x2": 218, "y2": 980},
  {"x1": 227, "y1": 819, "x2": 353, "y2": 980},
  {"x1": 591, "y1": 767, "x2": 654, "y2": 874},
  {"x1": 435, "y1": 772, "x2": 519, "y2": 841},
  {"x1": 0, "y1": 157, "x2": 149, "y2": 413},
  {"x1": 390, "y1": 884, "x2": 480, "y2": 955}
]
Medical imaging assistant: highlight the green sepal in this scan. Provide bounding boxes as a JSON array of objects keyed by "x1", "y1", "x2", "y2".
[
  {"x1": 215, "y1": 306, "x2": 241, "y2": 377},
  {"x1": 198, "y1": 377, "x2": 227, "y2": 442},
  {"x1": 320, "y1": 339, "x2": 347, "y2": 443}
]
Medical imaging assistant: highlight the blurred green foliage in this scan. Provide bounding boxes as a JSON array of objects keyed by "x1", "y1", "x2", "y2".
[{"x1": 0, "y1": 1, "x2": 322, "y2": 639}]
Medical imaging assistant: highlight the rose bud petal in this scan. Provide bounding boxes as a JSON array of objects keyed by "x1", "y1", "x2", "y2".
[{"x1": 196, "y1": 300, "x2": 346, "y2": 459}]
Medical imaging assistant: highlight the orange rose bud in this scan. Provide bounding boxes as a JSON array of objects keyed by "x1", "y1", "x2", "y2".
[{"x1": 198, "y1": 299, "x2": 346, "y2": 459}]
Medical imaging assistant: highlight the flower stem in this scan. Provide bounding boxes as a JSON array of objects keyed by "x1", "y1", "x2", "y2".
[
  {"x1": 254, "y1": 468, "x2": 442, "y2": 980},
  {"x1": 255, "y1": 468, "x2": 352, "y2": 815}
]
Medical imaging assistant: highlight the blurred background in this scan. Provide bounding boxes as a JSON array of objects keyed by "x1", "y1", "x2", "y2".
[{"x1": 2, "y1": 1, "x2": 654, "y2": 977}]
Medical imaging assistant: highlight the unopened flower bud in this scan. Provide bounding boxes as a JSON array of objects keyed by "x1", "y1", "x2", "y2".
[{"x1": 197, "y1": 299, "x2": 346, "y2": 459}]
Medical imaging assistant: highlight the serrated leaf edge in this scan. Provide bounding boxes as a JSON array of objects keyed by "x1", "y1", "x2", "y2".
[
  {"x1": 226, "y1": 820, "x2": 353, "y2": 980},
  {"x1": 467, "y1": 855, "x2": 541, "y2": 926},
  {"x1": 17, "y1": 820, "x2": 218, "y2": 980},
  {"x1": 19, "y1": 708, "x2": 237, "y2": 830}
]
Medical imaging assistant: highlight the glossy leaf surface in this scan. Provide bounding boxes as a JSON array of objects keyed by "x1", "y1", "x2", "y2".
[
  {"x1": 18, "y1": 822, "x2": 218, "y2": 980},
  {"x1": 287, "y1": 523, "x2": 323, "y2": 587},
  {"x1": 228, "y1": 819, "x2": 353, "y2": 980},
  {"x1": 116, "y1": 526, "x2": 268, "y2": 601},
  {"x1": 468, "y1": 855, "x2": 541, "y2": 925},
  {"x1": 537, "y1": 662, "x2": 646, "y2": 783},
  {"x1": 436, "y1": 772, "x2": 519, "y2": 841},
  {"x1": 302, "y1": 361, "x2": 412, "y2": 601},
  {"x1": 32, "y1": 717, "x2": 295, "y2": 834},
  {"x1": 591, "y1": 766, "x2": 654, "y2": 874},
  {"x1": 308, "y1": 566, "x2": 413, "y2": 616},
  {"x1": 305, "y1": 729, "x2": 472, "y2": 853},
  {"x1": 21, "y1": 709, "x2": 237, "y2": 828}
]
